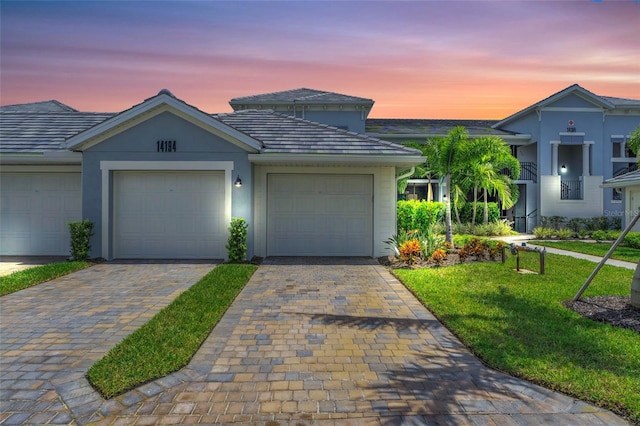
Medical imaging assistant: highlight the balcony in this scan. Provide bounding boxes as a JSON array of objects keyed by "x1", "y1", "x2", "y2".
[
  {"x1": 500, "y1": 161, "x2": 537, "y2": 183},
  {"x1": 561, "y1": 180, "x2": 582, "y2": 200}
]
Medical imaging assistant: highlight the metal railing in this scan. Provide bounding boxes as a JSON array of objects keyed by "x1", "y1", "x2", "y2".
[
  {"x1": 500, "y1": 162, "x2": 537, "y2": 183},
  {"x1": 561, "y1": 180, "x2": 582, "y2": 200},
  {"x1": 613, "y1": 163, "x2": 638, "y2": 177}
]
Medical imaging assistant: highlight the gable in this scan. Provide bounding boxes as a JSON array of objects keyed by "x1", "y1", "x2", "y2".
[
  {"x1": 66, "y1": 91, "x2": 261, "y2": 153},
  {"x1": 84, "y1": 111, "x2": 248, "y2": 154},
  {"x1": 545, "y1": 93, "x2": 603, "y2": 109}
]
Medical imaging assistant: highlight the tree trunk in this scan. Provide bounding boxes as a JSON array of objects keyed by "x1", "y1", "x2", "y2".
[
  {"x1": 445, "y1": 173, "x2": 454, "y2": 248},
  {"x1": 483, "y1": 188, "x2": 489, "y2": 225},
  {"x1": 471, "y1": 186, "x2": 478, "y2": 232},
  {"x1": 632, "y1": 259, "x2": 640, "y2": 308}
]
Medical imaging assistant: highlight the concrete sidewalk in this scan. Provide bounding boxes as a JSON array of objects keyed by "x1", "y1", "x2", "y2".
[{"x1": 497, "y1": 234, "x2": 637, "y2": 270}]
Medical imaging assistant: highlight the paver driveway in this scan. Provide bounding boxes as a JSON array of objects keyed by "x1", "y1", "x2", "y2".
[
  {"x1": 0, "y1": 261, "x2": 217, "y2": 425},
  {"x1": 1, "y1": 258, "x2": 630, "y2": 425}
]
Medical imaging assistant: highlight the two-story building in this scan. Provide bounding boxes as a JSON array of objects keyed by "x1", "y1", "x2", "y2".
[{"x1": 367, "y1": 84, "x2": 640, "y2": 233}]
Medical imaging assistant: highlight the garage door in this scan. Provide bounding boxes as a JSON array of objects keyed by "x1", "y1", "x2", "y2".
[
  {"x1": 267, "y1": 174, "x2": 373, "y2": 256},
  {"x1": 0, "y1": 173, "x2": 81, "y2": 255},
  {"x1": 114, "y1": 171, "x2": 226, "y2": 259}
]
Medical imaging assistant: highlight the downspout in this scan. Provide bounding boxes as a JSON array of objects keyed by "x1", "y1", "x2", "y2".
[{"x1": 396, "y1": 167, "x2": 415, "y2": 182}]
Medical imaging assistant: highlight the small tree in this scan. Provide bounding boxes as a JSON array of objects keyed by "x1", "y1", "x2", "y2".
[
  {"x1": 68, "y1": 219, "x2": 94, "y2": 261},
  {"x1": 226, "y1": 217, "x2": 248, "y2": 263}
]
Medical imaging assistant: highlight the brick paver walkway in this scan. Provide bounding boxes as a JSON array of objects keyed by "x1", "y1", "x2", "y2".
[
  {"x1": 0, "y1": 258, "x2": 630, "y2": 425},
  {"x1": 97, "y1": 258, "x2": 627, "y2": 425},
  {"x1": 0, "y1": 261, "x2": 217, "y2": 425}
]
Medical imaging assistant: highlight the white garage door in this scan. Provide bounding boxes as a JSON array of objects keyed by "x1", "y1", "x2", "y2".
[
  {"x1": 268, "y1": 174, "x2": 373, "y2": 256},
  {"x1": 114, "y1": 171, "x2": 226, "y2": 259},
  {"x1": 0, "y1": 173, "x2": 81, "y2": 255}
]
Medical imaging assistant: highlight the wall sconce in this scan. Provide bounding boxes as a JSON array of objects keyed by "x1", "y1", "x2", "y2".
[
  {"x1": 234, "y1": 176, "x2": 243, "y2": 188},
  {"x1": 561, "y1": 164, "x2": 567, "y2": 173}
]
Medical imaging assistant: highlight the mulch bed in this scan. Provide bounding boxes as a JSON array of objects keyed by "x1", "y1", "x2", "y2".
[{"x1": 564, "y1": 296, "x2": 640, "y2": 334}]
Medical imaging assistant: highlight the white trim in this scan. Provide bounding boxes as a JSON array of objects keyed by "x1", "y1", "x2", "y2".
[
  {"x1": 0, "y1": 165, "x2": 81, "y2": 173},
  {"x1": 541, "y1": 107, "x2": 604, "y2": 113},
  {"x1": 559, "y1": 132, "x2": 586, "y2": 136},
  {"x1": 248, "y1": 153, "x2": 425, "y2": 167},
  {"x1": 99, "y1": 161, "x2": 233, "y2": 260}
]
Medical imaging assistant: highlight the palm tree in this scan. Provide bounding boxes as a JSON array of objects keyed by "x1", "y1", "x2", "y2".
[
  {"x1": 422, "y1": 126, "x2": 470, "y2": 246},
  {"x1": 460, "y1": 136, "x2": 520, "y2": 228}
]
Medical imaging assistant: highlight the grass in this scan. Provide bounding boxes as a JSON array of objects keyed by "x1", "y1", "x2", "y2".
[
  {"x1": 87, "y1": 263, "x2": 257, "y2": 399},
  {"x1": 0, "y1": 261, "x2": 90, "y2": 296},
  {"x1": 531, "y1": 240, "x2": 640, "y2": 264},
  {"x1": 394, "y1": 253, "x2": 640, "y2": 424}
]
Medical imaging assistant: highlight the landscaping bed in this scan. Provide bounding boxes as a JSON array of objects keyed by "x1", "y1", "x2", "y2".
[{"x1": 565, "y1": 295, "x2": 639, "y2": 334}]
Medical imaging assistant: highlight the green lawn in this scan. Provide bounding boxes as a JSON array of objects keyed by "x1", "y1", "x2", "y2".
[
  {"x1": 531, "y1": 240, "x2": 640, "y2": 264},
  {"x1": 0, "y1": 261, "x2": 90, "y2": 296},
  {"x1": 87, "y1": 263, "x2": 257, "y2": 399},
  {"x1": 394, "y1": 252, "x2": 639, "y2": 423}
]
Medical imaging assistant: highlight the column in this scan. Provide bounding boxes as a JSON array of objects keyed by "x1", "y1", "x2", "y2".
[
  {"x1": 583, "y1": 142, "x2": 593, "y2": 177},
  {"x1": 551, "y1": 142, "x2": 559, "y2": 176}
]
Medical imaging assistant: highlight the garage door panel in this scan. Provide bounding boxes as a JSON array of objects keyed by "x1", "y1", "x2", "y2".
[
  {"x1": 267, "y1": 174, "x2": 372, "y2": 256},
  {"x1": 1, "y1": 173, "x2": 81, "y2": 255},
  {"x1": 114, "y1": 171, "x2": 225, "y2": 259}
]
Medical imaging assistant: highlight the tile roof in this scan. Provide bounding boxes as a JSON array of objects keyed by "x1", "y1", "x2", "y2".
[
  {"x1": 603, "y1": 169, "x2": 640, "y2": 185},
  {"x1": 366, "y1": 119, "x2": 513, "y2": 137},
  {"x1": 0, "y1": 100, "x2": 79, "y2": 113},
  {"x1": 215, "y1": 110, "x2": 421, "y2": 155},
  {"x1": 601, "y1": 96, "x2": 640, "y2": 108},
  {"x1": 229, "y1": 88, "x2": 374, "y2": 107},
  {"x1": 0, "y1": 112, "x2": 114, "y2": 152}
]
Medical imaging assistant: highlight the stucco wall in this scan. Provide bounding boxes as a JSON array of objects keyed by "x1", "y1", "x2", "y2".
[{"x1": 81, "y1": 112, "x2": 253, "y2": 259}]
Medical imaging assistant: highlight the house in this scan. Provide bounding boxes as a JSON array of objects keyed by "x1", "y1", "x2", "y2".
[
  {"x1": 369, "y1": 84, "x2": 640, "y2": 233},
  {"x1": 602, "y1": 169, "x2": 640, "y2": 232},
  {"x1": 0, "y1": 89, "x2": 424, "y2": 260}
]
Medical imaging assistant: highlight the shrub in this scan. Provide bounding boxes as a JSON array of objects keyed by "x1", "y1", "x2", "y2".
[
  {"x1": 555, "y1": 228, "x2": 574, "y2": 240},
  {"x1": 592, "y1": 229, "x2": 608, "y2": 242},
  {"x1": 418, "y1": 224, "x2": 445, "y2": 258},
  {"x1": 623, "y1": 232, "x2": 640, "y2": 249},
  {"x1": 533, "y1": 227, "x2": 554, "y2": 239},
  {"x1": 429, "y1": 249, "x2": 448, "y2": 266},
  {"x1": 226, "y1": 217, "x2": 248, "y2": 263},
  {"x1": 399, "y1": 239, "x2": 422, "y2": 265},
  {"x1": 68, "y1": 219, "x2": 94, "y2": 261},
  {"x1": 458, "y1": 202, "x2": 500, "y2": 224},
  {"x1": 397, "y1": 200, "x2": 444, "y2": 234},
  {"x1": 473, "y1": 219, "x2": 513, "y2": 237},
  {"x1": 539, "y1": 215, "x2": 566, "y2": 230},
  {"x1": 585, "y1": 216, "x2": 610, "y2": 231},
  {"x1": 566, "y1": 217, "x2": 585, "y2": 233},
  {"x1": 452, "y1": 222, "x2": 471, "y2": 235}
]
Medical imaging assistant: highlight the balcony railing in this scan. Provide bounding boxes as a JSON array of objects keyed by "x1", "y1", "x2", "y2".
[
  {"x1": 561, "y1": 180, "x2": 582, "y2": 200},
  {"x1": 500, "y1": 161, "x2": 537, "y2": 183},
  {"x1": 613, "y1": 162, "x2": 638, "y2": 177}
]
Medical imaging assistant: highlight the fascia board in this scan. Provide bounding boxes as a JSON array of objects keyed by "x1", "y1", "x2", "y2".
[
  {"x1": 493, "y1": 85, "x2": 615, "y2": 129},
  {"x1": 0, "y1": 151, "x2": 82, "y2": 165},
  {"x1": 601, "y1": 180, "x2": 640, "y2": 188},
  {"x1": 66, "y1": 95, "x2": 262, "y2": 152},
  {"x1": 248, "y1": 153, "x2": 425, "y2": 167}
]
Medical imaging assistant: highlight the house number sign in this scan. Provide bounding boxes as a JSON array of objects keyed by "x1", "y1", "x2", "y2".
[{"x1": 157, "y1": 140, "x2": 177, "y2": 152}]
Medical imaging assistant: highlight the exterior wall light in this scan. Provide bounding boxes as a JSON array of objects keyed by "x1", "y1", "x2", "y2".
[
  {"x1": 561, "y1": 164, "x2": 567, "y2": 173},
  {"x1": 234, "y1": 176, "x2": 243, "y2": 188}
]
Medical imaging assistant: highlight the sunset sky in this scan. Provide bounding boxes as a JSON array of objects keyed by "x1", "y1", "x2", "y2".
[{"x1": 1, "y1": 1, "x2": 639, "y2": 119}]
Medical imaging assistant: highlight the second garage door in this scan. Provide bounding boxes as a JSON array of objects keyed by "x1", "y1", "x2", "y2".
[
  {"x1": 0, "y1": 172, "x2": 81, "y2": 255},
  {"x1": 114, "y1": 171, "x2": 226, "y2": 259},
  {"x1": 267, "y1": 174, "x2": 373, "y2": 256}
]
